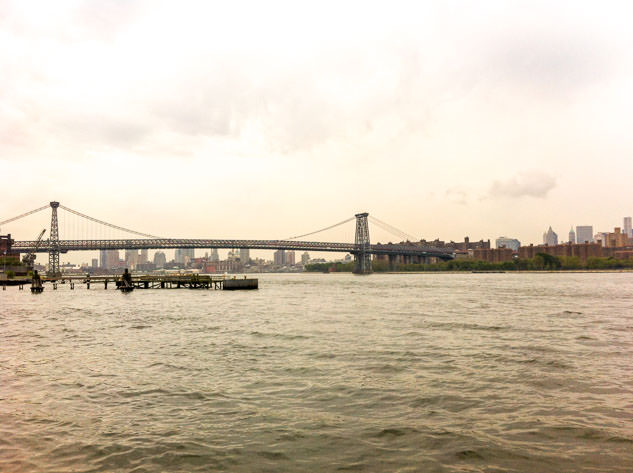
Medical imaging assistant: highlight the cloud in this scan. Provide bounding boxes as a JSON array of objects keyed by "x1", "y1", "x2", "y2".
[
  {"x1": 488, "y1": 171, "x2": 557, "y2": 199},
  {"x1": 445, "y1": 187, "x2": 469, "y2": 205}
]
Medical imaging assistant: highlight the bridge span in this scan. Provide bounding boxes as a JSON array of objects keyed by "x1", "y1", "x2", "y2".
[
  {"x1": 11, "y1": 238, "x2": 455, "y2": 259},
  {"x1": 2, "y1": 203, "x2": 455, "y2": 275}
]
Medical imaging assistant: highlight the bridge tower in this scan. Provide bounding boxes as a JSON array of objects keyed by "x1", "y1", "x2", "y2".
[
  {"x1": 353, "y1": 212, "x2": 372, "y2": 274},
  {"x1": 47, "y1": 201, "x2": 60, "y2": 277}
]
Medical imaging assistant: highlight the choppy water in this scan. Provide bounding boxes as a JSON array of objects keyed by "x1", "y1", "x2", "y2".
[{"x1": 1, "y1": 273, "x2": 632, "y2": 472}]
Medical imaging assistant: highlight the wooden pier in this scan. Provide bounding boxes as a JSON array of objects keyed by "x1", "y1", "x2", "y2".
[{"x1": 3, "y1": 274, "x2": 258, "y2": 291}]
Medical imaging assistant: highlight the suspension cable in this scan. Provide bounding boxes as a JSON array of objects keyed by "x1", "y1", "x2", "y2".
[
  {"x1": 371, "y1": 219, "x2": 410, "y2": 241},
  {"x1": 59, "y1": 205, "x2": 163, "y2": 239},
  {"x1": 369, "y1": 216, "x2": 418, "y2": 242},
  {"x1": 0, "y1": 204, "x2": 50, "y2": 227},
  {"x1": 286, "y1": 216, "x2": 356, "y2": 240}
]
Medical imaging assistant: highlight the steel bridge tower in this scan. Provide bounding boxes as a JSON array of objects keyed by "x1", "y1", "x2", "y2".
[
  {"x1": 353, "y1": 212, "x2": 371, "y2": 274},
  {"x1": 47, "y1": 201, "x2": 60, "y2": 277}
]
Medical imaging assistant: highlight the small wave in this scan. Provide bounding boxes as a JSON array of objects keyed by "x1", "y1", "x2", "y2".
[
  {"x1": 374, "y1": 427, "x2": 420, "y2": 438},
  {"x1": 455, "y1": 449, "x2": 485, "y2": 460},
  {"x1": 249, "y1": 331, "x2": 310, "y2": 340},
  {"x1": 257, "y1": 450, "x2": 290, "y2": 460},
  {"x1": 130, "y1": 325, "x2": 152, "y2": 330}
]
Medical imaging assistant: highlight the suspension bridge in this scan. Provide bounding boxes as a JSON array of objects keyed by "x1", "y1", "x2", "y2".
[{"x1": 1, "y1": 202, "x2": 455, "y2": 275}]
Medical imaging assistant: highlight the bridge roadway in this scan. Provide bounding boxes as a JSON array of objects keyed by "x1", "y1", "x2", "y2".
[{"x1": 12, "y1": 239, "x2": 456, "y2": 259}]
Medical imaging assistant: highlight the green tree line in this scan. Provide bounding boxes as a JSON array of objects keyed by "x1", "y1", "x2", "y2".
[{"x1": 305, "y1": 254, "x2": 633, "y2": 272}]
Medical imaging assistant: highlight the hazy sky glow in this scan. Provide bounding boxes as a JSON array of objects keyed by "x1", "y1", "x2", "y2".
[{"x1": 2, "y1": 0, "x2": 633, "y2": 262}]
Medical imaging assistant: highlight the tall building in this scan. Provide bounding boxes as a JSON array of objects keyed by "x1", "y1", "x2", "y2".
[
  {"x1": 495, "y1": 237, "x2": 520, "y2": 251},
  {"x1": 240, "y1": 248, "x2": 250, "y2": 264},
  {"x1": 274, "y1": 249, "x2": 286, "y2": 265},
  {"x1": 153, "y1": 251, "x2": 166, "y2": 269},
  {"x1": 91, "y1": 258, "x2": 98, "y2": 269},
  {"x1": 100, "y1": 250, "x2": 119, "y2": 270},
  {"x1": 210, "y1": 248, "x2": 219, "y2": 262},
  {"x1": 543, "y1": 227, "x2": 558, "y2": 246},
  {"x1": 624, "y1": 217, "x2": 632, "y2": 238},
  {"x1": 568, "y1": 227, "x2": 576, "y2": 244},
  {"x1": 301, "y1": 252, "x2": 310, "y2": 264},
  {"x1": 576, "y1": 226, "x2": 593, "y2": 244},
  {"x1": 286, "y1": 251, "x2": 295, "y2": 265},
  {"x1": 605, "y1": 227, "x2": 628, "y2": 248},
  {"x1": 594, "y1": 232, "x2": 608, "y2": 246},
  {"x1": 175, "y1": 249, "x2": 195, "y2": 265},
  {"x1": 138, "y1": 249, "x2": 149, "y2": 265},
  {"x1": 125, "y1": 250, "x2": 138, "y2": 269}
]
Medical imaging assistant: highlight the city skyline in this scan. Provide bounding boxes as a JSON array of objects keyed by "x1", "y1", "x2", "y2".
[{"x1": 2, "y1": 1, "x2": 633, "y2": 252}]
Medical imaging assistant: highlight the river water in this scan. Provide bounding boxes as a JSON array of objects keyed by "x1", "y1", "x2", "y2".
[{"x1": 1, "y1": 273, "x2": 632, "y2": 472}]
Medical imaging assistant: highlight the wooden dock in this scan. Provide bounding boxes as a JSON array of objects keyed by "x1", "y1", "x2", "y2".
[{"x1": 4, "y1": 274, "x2": 258, "y2": 291}]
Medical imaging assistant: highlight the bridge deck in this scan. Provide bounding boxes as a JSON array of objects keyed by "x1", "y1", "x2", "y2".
[{"x1": 12, "y1": 239, "x2": 455, "y2": 259}]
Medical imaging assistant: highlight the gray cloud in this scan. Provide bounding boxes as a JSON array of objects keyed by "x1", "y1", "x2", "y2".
[
  {"x1": 486, "y1": 32, "x2": 611, "y2": 96},
  {"x1": 489, "y1": 171, "x2": 557, "y2": 199}
]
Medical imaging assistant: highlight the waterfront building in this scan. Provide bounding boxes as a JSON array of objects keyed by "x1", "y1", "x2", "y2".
[
  {"x1": 624, "y1": 217, "x2": 632, "y2": 238},
  {"x1": 604, "y1": 227, "x2": 628, "y2": 248},
  {"x1": 495, "y1": 237, "x2": 520, "y2": 252},
  {"x1": 543, "y1": 227, "x2": 558, "y2": 246},
  {"x1": 568, "y1": 227, "x2": 576, "y2": 244},
  {"x1": 473, "y1": 247, "x2": 514, "y2": 263},
  {"x1": 519, "y1": 242, "x2": 603, "y2": 262},
  {"x1": 91, "y1": 258, "x2": 98, "y2": 269},
  {"x1": 576, "y1": 226, "x2": 593, "y2": 244}
]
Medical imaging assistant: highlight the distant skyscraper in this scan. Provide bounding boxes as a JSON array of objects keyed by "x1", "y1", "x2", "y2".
[
  {"x1": 100, "y1": 249, "x2": 119, "y2": 270},
  {"x1": 91, "y1": 258, "x2": 98, "y2": 269},
  {"x1": 495, "y1": 237, "x2": 520, "y2": 251},
  {"x1": 594, "y1": 232, "x2": 608, "y2": 247},
  {"x1": 125, "y1": 249, "x2": 138, "y2": 268},
  {"x1": 286, "y1": 251, "x2": 295, "y2": 265},
  {"x1": 576, "y1": 226, "x2": 593, "y2": 244},
  {"x1": 274, "y1": 249, "x2": 285, "y2": 265},
  {"x1": 624, "y1": 217, "x2": 632, "y2": 238},
  {"x1": 139, "y1": 249, "x2": 149, "y2": 265},
  {"x1": 543, "y1": 227, "x2": 558, "y2": 246},
  {"x1": 175, "y1": 249, "x2": 195, "y2": 265},
  {"x1": 301, "y1": 252, "x2": 310, "y2": 264},
  {"x1": 210, "y1": 248, "x2": 219, "y2": 262},
  {"x1": 153, "y1": 251, "x2": 166, "y2": 269},
  {"x1": 240, "y1": 248, "x2": 250, "y2": 264},
  {"x1": 568, "y1": 227, "x2": 576, "y2": 244}
]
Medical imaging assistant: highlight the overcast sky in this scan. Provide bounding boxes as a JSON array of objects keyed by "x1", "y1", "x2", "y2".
[{"x1": 2, "y1": 0, "x2": 633, "y2": 262}]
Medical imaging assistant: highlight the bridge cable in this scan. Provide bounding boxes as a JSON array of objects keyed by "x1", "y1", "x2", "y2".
[
  {"x1": 285, "y1": 216, "x2": 356, "y2": 240},
  {"x1": 369, "y1": 216, "x2": 418, "y2": 242},
  {"x1": 59, "y1": 205, "x2": 164, "y2": 239},
  {"x1": 370, "y1": 220, "x2": 411, "y2": 241},
  {"x1": 0, "y1": 204, "x2": 50, "y2": 227}
]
